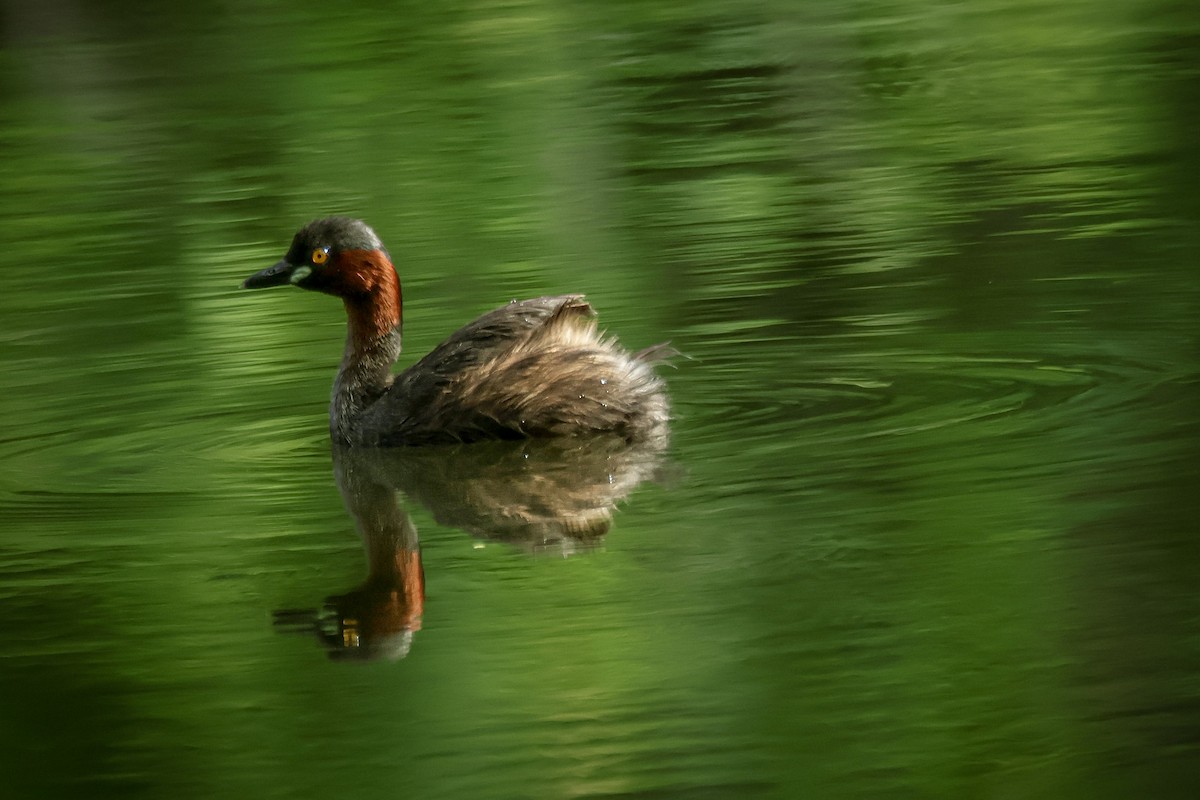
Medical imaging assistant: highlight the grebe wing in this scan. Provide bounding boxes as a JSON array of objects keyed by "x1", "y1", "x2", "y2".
[
  {"x1": 401, "y1": 295, "x2": 591, "y2": 381},
  {"x1": 376, "y1": 296, "x2": 593, "y2": 441},
  {"x1": 373, "y1": 295, "x2": 667, "y2": 445}
]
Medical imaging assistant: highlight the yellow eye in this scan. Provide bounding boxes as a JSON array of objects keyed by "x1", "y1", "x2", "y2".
[{"x1": 311, "y1": 248, "x2": 329, "y2": 265}]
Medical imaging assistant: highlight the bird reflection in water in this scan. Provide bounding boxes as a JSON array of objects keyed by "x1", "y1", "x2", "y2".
[{"x1": 273, "y1": 433, "x2": 668, "y2": 660}]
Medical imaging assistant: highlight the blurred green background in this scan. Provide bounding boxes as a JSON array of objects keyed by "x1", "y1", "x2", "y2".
[{"x1": 1, "y1": 0, "x2": 1197, "y2": 797}]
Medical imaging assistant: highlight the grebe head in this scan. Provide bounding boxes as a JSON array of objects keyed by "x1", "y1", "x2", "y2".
[{"x1": 243, "y1": 217, "x2": 392, "y2": 297}]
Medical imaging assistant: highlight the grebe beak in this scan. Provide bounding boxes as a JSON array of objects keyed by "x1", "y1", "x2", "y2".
[{"x1": 243, "y1": 259, "x2": 300, "y2": 289}]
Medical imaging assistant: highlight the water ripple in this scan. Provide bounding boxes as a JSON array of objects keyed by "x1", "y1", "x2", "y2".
[{"x1": 684, "y1": 347, "x2": 1187, "y2": 455}]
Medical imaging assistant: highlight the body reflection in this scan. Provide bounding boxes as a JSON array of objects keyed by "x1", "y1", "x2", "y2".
[{"x1": 275, "y1": 434, "x2": 668, "y2": 660}]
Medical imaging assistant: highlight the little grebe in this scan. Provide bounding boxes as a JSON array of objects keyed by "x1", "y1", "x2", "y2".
[{"x1": 242, "y1": 217, "x2": 671, "y2": 445}]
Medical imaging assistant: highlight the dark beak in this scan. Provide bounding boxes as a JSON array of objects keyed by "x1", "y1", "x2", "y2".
[{"x1": 243, "y1": 259, "x2": 297, "y2": 289}]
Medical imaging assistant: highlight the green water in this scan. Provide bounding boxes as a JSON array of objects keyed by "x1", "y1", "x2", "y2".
[{"x1": 2, "y1": 1, "x2": 1198, "y2": 797}]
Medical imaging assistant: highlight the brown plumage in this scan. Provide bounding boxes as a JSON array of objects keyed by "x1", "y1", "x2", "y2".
[{"x1": 243, "y1": 217, "x2": 671, "y2": 446}]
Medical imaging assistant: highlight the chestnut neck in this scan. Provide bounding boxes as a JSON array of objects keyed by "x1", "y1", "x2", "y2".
[{"x1": 330, "y1": 249, "x2": 403, "y2": 442}]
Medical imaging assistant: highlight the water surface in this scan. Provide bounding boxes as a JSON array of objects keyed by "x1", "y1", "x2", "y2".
[{"x1": 1, "y1": 1, "x2": 1198, "y2": 798}]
